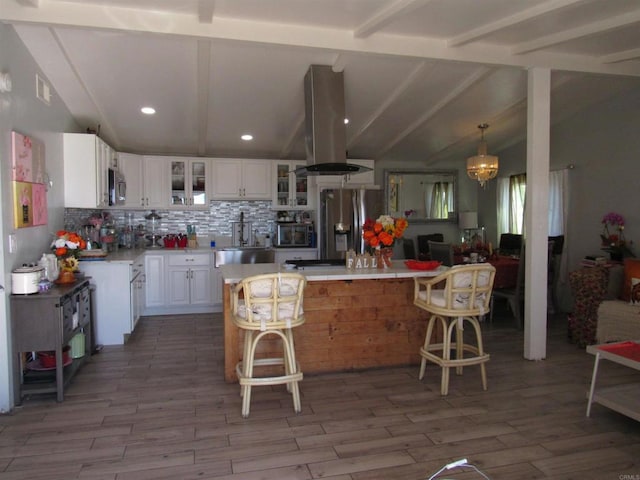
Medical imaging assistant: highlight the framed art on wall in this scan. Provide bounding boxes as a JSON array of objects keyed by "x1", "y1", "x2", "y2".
[{"x1": 11, "y1": 131, "x2": 48, "y2": 228}]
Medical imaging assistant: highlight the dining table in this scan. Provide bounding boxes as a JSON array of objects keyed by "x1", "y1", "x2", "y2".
[
  {"x1": 487, "y1": 255, "x2": 520, "y2": 289},
  {"x1": 454, "y1": 254, "x2": 520, "y2": 289}
]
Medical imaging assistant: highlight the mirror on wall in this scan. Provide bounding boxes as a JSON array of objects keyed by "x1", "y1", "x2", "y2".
[{"x1": 384, "y1": 170, "x2": 457, "y2": 223}]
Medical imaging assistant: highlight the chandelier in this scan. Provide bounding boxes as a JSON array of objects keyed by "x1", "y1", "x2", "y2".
[{"x1": 467, "y1": 123, "x2": 499, "y2": 187}]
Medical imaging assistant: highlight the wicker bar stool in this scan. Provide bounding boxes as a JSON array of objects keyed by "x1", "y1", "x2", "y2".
[
  {"x1": 231, "y1": 272, "x2": 306, "y2": 418},
  {"x1": 414, "y1": 264, "x2": 496, "y2": 395}
]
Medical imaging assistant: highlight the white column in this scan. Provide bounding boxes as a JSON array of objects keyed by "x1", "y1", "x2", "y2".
[{"x1": 524, "y1": 67, "x2": 551, "y2": 360}]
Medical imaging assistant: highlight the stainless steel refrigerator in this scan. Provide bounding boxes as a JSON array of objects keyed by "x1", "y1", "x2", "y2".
[{"x1": 320, "y1": 188, "x2": 385, "y2": 259}]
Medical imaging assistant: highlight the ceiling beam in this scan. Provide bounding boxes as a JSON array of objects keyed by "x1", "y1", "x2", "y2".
[
  {"x1": 198, "y1": 0, "x2": 215, "y2": 24},
  {"x1": 196, "y1": 39, "x2": 211, "y2": 156},
  {"x1": 448, "y1": 0, "x2": 585, "y2": 47},
  {"x1": 378, "y1": 66, "x2": 492, "y2": 158},
  {"x1": 51, "y1": 27, "x2": 119, "y2": 144},
  {"x1": 15, "y1": 0, "x2": 39, "y2": 7},
  {"x1": 512, "y1": 9, "x2": 640, "y2": 55},
  {"x1": 348, "y1": 61, "x2": 431, "y2": 148},
  {"x1": 280, "y1": 113, "x2": 305, "y2": 159},
  {"x1": 353, "y1": 0, "x2": 431, "y2": 39},
  {"x1": 2, "y1": 0, "x2": 639, "y2": 76},
  {"x1": 600, "y1": 47, "x2": 640, "y2": 64}
]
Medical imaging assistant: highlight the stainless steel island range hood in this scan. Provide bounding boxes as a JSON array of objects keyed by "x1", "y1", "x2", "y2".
[{"x1": 293, "y1": 65, "x2": 372, "y2": 177}]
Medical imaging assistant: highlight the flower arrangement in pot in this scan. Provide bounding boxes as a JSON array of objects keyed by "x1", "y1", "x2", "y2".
[
  {"x1": 600, "y1": 212, "x2": 634, "y2": 261},
  {"x1": 51, "y1": 230, "x2": 86, "y2": 283},
  {"x1": 362, "y1": 215, "x2": 408, "y2": 268}
]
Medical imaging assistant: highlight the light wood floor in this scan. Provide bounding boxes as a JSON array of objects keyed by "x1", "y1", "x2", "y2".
[{"x1": 1, "y1": 307, "x2": 640, "y2": 480}]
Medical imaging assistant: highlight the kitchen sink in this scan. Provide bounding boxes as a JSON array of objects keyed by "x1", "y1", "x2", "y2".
[{"x1": 214, "y1": 247, "x2": 275, "y2": 267}]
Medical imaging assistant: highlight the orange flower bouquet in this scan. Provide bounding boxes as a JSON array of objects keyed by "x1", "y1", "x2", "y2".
[
  {"x1": 51, "y1": 230, "x2": 86, "y2": 272},
  {"x1": 362, "y1": 215, "x2": 408, "y2": 249},
  {"x1": 363, "y1": 215, "x2": 408, "y2": 268}
]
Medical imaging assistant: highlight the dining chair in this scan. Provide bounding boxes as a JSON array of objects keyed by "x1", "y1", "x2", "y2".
[
  {"x1": 417, "y1": 233, "x2": 444, "y2": 260},
  {"x1": 491, "y1": 243, "x2": 525, "y2": 328},
  {"x1": 498, "y1": 233, "x2": 523, "y2": 256},
  {"x1": 231, "y1": 272, "x2": 306, "y2": 417},
  {"x1": 548, "y1": 235, "x2": 564, "y2": 313},
  {"x1": 413, "y1": 264, "x2": 496, "y2": 395},
  {"x1": 428, "y1": 240, "x2": 454, "y2": 266},
  {"x1": 403, "y1": 238, "x2": 417, "y2": 260}
]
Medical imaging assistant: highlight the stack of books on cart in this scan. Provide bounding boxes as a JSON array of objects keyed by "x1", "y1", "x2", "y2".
[{"x1": 581, "y1": 255, "x2": 608, "y2": 267}]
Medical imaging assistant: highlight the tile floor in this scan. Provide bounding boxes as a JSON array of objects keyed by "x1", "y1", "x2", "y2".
[{"x1": 1, "y1": 305, "x2": 640, "y2": 479}]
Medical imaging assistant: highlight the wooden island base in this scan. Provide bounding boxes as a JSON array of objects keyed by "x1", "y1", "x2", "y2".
[{"x1": 224, "y1": 277, "x2": 436, "y2": 382}]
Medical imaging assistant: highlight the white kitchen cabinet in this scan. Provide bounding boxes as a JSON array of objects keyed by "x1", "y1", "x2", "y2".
[
  {"x1": 118, "y1": 152, "x2": 143, "y2": 208},
  {"x1": 211, "y1": 262, "x2": 223, "y2": 308},
  {"x1": 211, "y1": 158, "x2": 272, "y2": 200},
  {"x1": 274, "y1": 248, "x2": 318, "y2": 263},
  {"x1": 131, "y1": 255, "x2": 145, "y2": 332},
  {"x1": 63, "y1": 133, "x2": 117, "y2": 208},
  {"x1": 119, "y1": 154, "x2": 169, "y2": 208},
  {"x1": 79, "y1": 261, "x2": 134, "y2": 345},
  {"x1": 142, "y1": 155, "x2": 170, "y2": 208},
  {"x1": 167, "y1": 253, "x2": 213, "y2": 307},
  {"x1": 272, "y1": 160, "x2": 314, "y2": 210},
  {"x1": 168, "y1": 157, "x2": 209, "y2": 208},
  {"x1": 313, "y1": 159, "x2": 376, "y2": 189},
  {"x1": 144, "y1": 253, "x2": 166, "y2": 314}
]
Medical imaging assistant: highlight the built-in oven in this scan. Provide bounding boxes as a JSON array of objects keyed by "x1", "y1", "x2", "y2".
[{"x1": 275, "y1": 223, "x2": 314, "y2": 247}]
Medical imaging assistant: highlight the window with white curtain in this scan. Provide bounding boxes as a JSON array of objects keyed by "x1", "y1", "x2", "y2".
[
  {"x1": 424, "y1": 181, "x2": 454, "y2": 220},
  {"x1": 497, "y1": 169, "x2": 566, "y2": 238}
]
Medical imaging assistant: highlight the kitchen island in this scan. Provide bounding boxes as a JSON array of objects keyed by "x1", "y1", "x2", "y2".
[{"x1": 220, "y1": 263, "x2": 443, "y2": 382}]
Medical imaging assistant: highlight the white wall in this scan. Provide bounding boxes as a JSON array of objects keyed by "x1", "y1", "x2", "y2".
[
  {"x1": 0, "y1": 23, "x2": 81, "y2": 411},
  {"x1": 488, "y1": 85, "x2": 640, "y2": 271}
]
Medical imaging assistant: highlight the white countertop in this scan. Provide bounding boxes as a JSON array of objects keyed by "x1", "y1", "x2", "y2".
[
  {"x1": 218, "y1": 263, "x2": 444, "y2": 283},
  {"x1": 79, "y1": 246, "x2": 217, "y2": 264}
]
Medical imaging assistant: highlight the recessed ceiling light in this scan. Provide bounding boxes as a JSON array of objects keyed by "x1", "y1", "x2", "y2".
[
  {"x1": 241, "y1": 134, "x2": 253, "y2": 141},
  {"x1": 141, "y1": 106, "x2": 156, "y2": 115},
  {"x1": 344, "y1": 118, "x2": 349, "y2": 125}
]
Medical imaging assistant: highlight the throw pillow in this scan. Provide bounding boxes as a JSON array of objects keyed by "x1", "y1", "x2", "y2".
[{"x1": 620, "y1": 258, "x2": 640, "y2": 302}]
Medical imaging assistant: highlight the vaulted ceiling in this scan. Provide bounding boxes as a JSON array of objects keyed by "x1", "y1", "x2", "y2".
[{"x1": 3, "y1": 0, "x2": 640, "y2": 166}]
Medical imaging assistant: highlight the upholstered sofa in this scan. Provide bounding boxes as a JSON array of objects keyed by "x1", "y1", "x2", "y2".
[{"x1": 569, "y1": 259, "x2": 640, "y2": 347}]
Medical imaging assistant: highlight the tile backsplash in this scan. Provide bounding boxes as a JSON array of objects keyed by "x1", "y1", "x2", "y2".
[{"x1": 64, "y1": 201, "x2": 305, "y2": 244}]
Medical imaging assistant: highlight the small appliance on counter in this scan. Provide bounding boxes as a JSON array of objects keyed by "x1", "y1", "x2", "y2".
[
  {"x1": 12, "y1": 264, "x2": 44, "y2": 294},
  {"x1": 275, "y1": 223, "x2": 314, "y2": 247}
]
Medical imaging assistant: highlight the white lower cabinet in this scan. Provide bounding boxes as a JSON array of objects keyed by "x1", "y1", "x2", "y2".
[
  {"x1": 144, "y1": 254, "x2": 166, "y2": 313},
  {"x1": 143, "y1": 251, "x2": 222, "y2": 315},
  {"x1": 79, "y1": 257, "x2": 143, "y2": 346},
  {"x1": 131, "y1": 257, "x2": 145, "y2": 331},
  {"x1": 165, "y1": 253, "x2": 214, "y2": 312},
  {"x1": 211, "y1": 265, "x2": 223, "y2": 307}
]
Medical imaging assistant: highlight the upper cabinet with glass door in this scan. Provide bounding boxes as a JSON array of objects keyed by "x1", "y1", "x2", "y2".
[
  {"x1": 272, "y1": 160, "x2": 314, "y2": 210},
  {"x1": 170, "y1": 158, "x2": 209, "y2": 209}
]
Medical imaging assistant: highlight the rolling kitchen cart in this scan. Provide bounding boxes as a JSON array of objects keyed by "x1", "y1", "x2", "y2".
[
  {"x1": 10, "y1": 279, "x2": 93, "y2": 404},
  {"x1": 586, "y1": 340, "x2": 640, "y2": 421}
]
